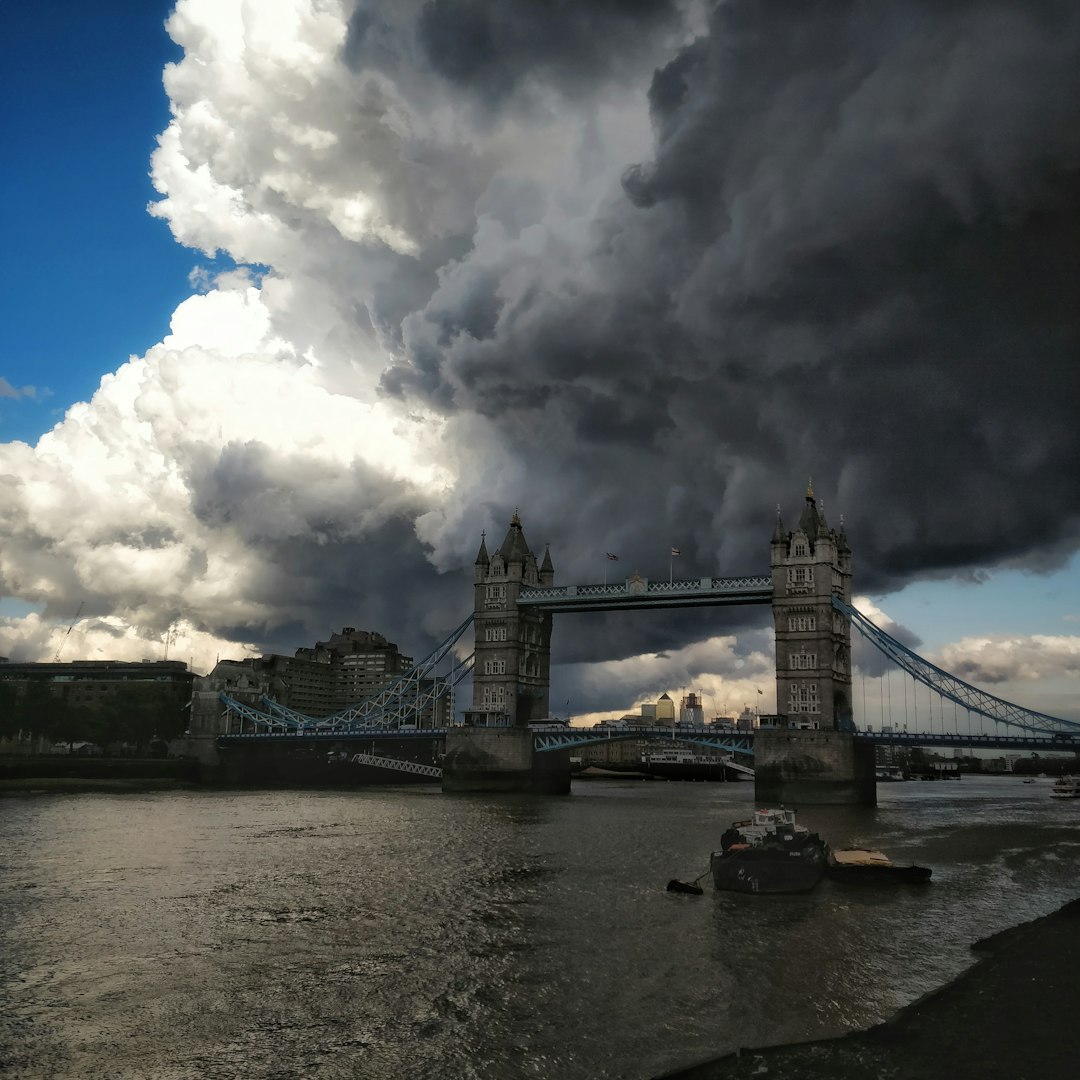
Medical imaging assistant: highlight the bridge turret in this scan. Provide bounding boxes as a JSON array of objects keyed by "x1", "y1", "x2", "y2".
[
  {"x1": 474, "y1": 531, "x2": 490, "y2": 583},
  {"x1": 540, "y1": 544, "x2": 554, "y2": 587}
]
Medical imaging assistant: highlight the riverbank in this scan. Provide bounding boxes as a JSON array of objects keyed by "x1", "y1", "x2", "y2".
[
  {"x1": 0, "y1": 776, "x2": 200, "y2": 795},
  {"x1": 0, "y1": 755, "x2": 201, "y2": 796},
  {"x1": 657, "y1": 895, "x2": 1080, "y2": 1080}
]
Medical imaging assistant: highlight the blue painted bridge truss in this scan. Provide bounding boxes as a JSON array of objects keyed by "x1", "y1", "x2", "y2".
[
  {"x1": 219, "y1": 614, "x2": 474, "y2": 735},
  {"x1": 834, "y1": 597, "x2": 1080, "y2": 740},
  {"x1": 529, "y1": 726, "x2": 754, "y2": 755},
  {"x1": 216, "y1": 588, "x2": 1079, "y2": 755}
]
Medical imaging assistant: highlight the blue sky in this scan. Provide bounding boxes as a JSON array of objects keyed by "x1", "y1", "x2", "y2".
[
  {"x1": 1, "y1": 2, "x2": 212, "y2": 443},
  {"x1": 0, "y1": 1, "x2": 1076, "y2": 724}
]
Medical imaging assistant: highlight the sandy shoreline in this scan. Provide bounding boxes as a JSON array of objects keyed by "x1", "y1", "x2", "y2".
[{"x1": 655, "y1": 895, "x2": 1080, "y2": 1079}]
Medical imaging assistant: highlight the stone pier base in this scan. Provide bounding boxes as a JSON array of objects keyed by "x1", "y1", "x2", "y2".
[
  {"x1": 441, "y1": 727, "x2": 570, "y2": 794},
  {"x1": 753, "y1": 730, "x2": 877, "y2": 806}
]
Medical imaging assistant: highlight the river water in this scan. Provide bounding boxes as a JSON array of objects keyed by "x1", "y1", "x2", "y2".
[{"x1": 2, "y1": 775, "x2": 1079, "y2": 1079}]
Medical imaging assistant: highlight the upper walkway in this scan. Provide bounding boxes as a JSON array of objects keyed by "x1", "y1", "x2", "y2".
[{"x1": 516, "y1": 575, "x2": 772, "y2": 613}]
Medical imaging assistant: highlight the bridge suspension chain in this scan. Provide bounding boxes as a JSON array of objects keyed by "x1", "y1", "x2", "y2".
[{"x1": 833, "y1": 597, "x2": 1079, "y2": 735}]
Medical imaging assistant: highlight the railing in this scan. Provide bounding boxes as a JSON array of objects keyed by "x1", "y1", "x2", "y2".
[{"x1": 531, "y1": 725, "x2": 756, "y2": 754}]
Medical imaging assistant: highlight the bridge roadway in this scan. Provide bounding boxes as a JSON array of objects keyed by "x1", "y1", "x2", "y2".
[{"x1": 217, "y1": 726, "x2": 1080, "y2": 754}]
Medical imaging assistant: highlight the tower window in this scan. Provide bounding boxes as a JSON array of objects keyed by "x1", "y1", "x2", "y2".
[
  {"x1": 788, "y1": 566, "x2": 813, "y2": 586},
  {"x1": 789, "y1": 682, "x2": 820, "y2": 713},
  {"x1": 787, "y1": 615, "x2": 816, "y2": 632},
  {"x1": 481, "y1": 685, "x2": 508, "y2": 707},
  {"x1": 484, "y1": 626, "x2": 507, "y2": 642},
  {"x1": 793, "y1": 541, "x2": 808, "y2": 557},
  {"x1": 790, "y1": 652, "x2": 817, "y2": 670},
  {"x1": 485, "y1": 584, "x2": 506, "y2": 608}
]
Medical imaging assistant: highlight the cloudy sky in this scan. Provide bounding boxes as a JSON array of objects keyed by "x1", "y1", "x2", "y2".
[{"x1": 2, "y1": 0, "x2": 1078, "y2": 725}]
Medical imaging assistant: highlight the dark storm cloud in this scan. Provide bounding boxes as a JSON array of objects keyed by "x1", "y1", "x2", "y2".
[
  {"x1": 383, "y1": 0, "x2": 1080, "y2": 639},
  {"x1": 347, "y1": 0, "x2": 681, "y2": 104}
]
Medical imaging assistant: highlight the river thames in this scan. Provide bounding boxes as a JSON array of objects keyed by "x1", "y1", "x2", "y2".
[{"x1": 2, "y1": 775, "x2": 1079, "y2": 1079}]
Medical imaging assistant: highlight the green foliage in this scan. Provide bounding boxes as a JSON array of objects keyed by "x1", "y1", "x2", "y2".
[
  {"x1": 0, "y1": 680, "x2": 18, "y2": 736},
  {"x1": 0, "y1": 678, "x2": 188, "y2": 751}
]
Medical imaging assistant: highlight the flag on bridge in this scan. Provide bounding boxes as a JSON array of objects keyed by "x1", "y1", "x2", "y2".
[
  {"x1": 757, "y1": 688, "x2": 763, "y2": 695},
  {"x1": 671, "y1": 547, "x2": 681, "y2": 557},
  {"x1": 605, "y1": 552, "x2": 619, "y2": 561}
]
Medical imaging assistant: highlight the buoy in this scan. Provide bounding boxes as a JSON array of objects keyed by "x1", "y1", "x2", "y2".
[{"x1": 666, "y1": 878, "x2": 705, "y2": 895}]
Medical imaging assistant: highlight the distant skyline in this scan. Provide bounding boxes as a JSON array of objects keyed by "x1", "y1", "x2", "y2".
[{"x1": 1, "y1": 1, "x2": 1077, "y2": 726}]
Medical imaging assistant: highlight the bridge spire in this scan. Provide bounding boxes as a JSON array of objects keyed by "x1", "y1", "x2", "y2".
[
  {"x1": 540, "y1": 543, "x2": 555, "y2": 586},
  {"x1": 771, "y1": 504, "x2": 786, "y2": 544},
  {"x1": 474, "y1": 530, "x2": 489, "y2": 566}
]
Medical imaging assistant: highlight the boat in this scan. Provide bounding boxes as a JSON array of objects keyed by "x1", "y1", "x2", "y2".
[
  {"x1": 875, "y1": 767, "x2": 906, "y2": 782},
  {"x1": 1022, "y1": 778, "x2": 1036, "y2": 784},
  {"x1": 642, "y1": 746, "x2": 748, "y2": 781},
  {"x1": 827, "y1": 848, "x2": 932, "y2": 884},
  {"x1": 709, "y1": 808, "x2": 828, "y2": 894},
  {"x1": 1050, "y1": 776, "x2": 1080, "y2": 799}
]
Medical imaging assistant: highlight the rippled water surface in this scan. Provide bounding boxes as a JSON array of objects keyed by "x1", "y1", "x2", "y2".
[{"x1": 3, "y1": 776, "x2": 1079, "y2": 1079}]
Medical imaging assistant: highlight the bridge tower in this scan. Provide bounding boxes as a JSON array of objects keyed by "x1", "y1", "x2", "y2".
[
  {"x1": 759, "y1": 482, "x2": 872, "y2": 803},
  {"x1": 443, "y1": 512, "x2": 565, "y2": 793},
  {"x1": 770, "y1": 482, "x2": 853, "y2": 730},
  {"x1": 469, "y1": 512, "x2": 554, "y2": 725}
]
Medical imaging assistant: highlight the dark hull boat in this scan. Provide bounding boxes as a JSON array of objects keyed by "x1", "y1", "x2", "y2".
[
  {"x1": 827, "y1": 848, "x2": 932, "y2": 884},
  {"x1": 710, "y1": 808, "x2": 828, "y2": 894}
]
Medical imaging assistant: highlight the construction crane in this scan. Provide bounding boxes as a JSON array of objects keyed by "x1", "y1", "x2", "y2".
[{"x1": 54, "y1": 600, "x2": 85, "y2": 662}]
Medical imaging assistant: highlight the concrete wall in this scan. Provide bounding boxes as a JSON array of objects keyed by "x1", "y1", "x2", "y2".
[
  {"x1": 754, "y1": 729, "x2": 876, "y2": 805},
  {"x1": 441, "y1": 727, "x2": 570, "y2": 793}
]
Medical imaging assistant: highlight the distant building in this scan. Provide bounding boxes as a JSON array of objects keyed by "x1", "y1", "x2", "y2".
[
  {"x1": 0, "y1": 660, "x2": 194, "y2": 750},
  {"x1": 655, "y1": 693, "x2": 676, "y2": 727},
  {"x1": 290, "y1": 627, "x2": 414, "y2": 716},
  {"x1": 0, "y1": 659, "x2": 193, "y2": 710},
  {"x1": 679, "y1": 692, "x2": 704, "y2": 726},
  {"x1": 190, "y1": 626, "x2": 449, "y2": 739}
]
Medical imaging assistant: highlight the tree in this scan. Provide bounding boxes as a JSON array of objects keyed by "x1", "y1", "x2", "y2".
[{"x1": 0, "y1": 681, "x2": 18, "y2": 738}]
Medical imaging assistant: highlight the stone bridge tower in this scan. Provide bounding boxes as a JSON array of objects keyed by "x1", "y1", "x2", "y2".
[
  {"x1": 469, "y1": 512, "x2": 554, "y2": 726},
  {"x1": 770, "y1": 483, "x2": 853, "y2": 730}
]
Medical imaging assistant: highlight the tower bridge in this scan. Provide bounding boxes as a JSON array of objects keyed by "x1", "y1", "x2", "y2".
[{"x1": 216, "y1": 484, "x2": 1078, "y2": 801}]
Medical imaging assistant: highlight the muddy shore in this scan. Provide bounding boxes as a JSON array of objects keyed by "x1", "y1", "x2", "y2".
[{"x1": 656, "y1": 895, "x2": 1080, "y2": 1080}]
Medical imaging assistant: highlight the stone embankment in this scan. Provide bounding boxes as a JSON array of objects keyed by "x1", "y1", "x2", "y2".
[
  {"x1": 657, "y1": 896, "x2": 1080, "y2": 1080},
  {"x1": 0, "y1": 755, "x2": 199, "y2": 795}
]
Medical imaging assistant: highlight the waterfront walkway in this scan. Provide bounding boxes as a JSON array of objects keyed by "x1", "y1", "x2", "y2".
[{"x1": 658, "y1": 895, "x2": 1080, "y2": 1080}]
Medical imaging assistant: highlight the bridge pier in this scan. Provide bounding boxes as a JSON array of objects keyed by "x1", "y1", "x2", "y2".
[
  {"x1": 441, "y1": 727, "x2": 570, "y2": 794},
  {"x1": 754, "y1": 730, "x2": 877, "y2": 806}
]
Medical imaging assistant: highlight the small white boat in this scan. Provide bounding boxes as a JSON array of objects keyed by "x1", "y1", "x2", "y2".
[{"x1": 1050, "y1": 777, "x2": 1080, "y2": 799}]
